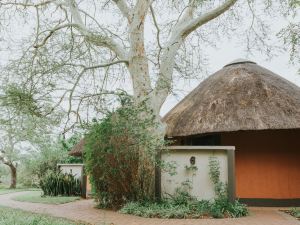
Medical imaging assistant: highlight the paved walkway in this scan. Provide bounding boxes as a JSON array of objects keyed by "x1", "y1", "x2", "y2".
[{"x1": 0, "y1": 191, "x2": 299, "y2": 225}]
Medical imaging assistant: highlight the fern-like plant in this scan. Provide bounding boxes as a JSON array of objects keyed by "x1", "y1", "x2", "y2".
[{"x1": 40, "y1": 170, "x2": 81, "y2": 196}]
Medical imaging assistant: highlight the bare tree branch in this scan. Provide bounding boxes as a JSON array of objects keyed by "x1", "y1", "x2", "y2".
[
  {"x1": 112, "y1": 0, "x2": 132, "y2": 22},
  {"x1": 67, "y1": 0, "x2": 128, "y2": 59},
  {"x1": 64, "y1": 59, "x2": 129, "y2": 69},
  {"x1": 34, "y1": 23, "x2": 78, "y2": 48},
  {"x1": 0, "y1": 0, "x2": 55, "y2": 8},
  {"x1": 153, "y1": 0, "x2": 237, "y2": 112},
  {"x1": 182, "y1": 0, "x2": 238, "y2": 37}
]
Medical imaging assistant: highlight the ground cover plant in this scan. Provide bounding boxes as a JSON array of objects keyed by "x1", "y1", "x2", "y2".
[
  {"x1": 283, "y1": 208, "x2": 300, "y2": 220},
  {"x1": 12, "y1": 191, "x2": 80, "y2": 205},
  {"x1": 120, "y1": 189, "x2": 248, "y2": 219},
  {"x1": 290, "y1": 208, "x2": 300, "y2": 218},
  {"x1": 120, "y1": 156, "x2": 248, "y2": 219},
  {"x1": 0, "y1": 206, "x2": 88, "y2": 225}
]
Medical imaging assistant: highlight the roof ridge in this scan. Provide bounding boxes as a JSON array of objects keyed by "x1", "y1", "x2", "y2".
[{"x1": 224, "y1": 59, "x2": 256, "y2": 67}]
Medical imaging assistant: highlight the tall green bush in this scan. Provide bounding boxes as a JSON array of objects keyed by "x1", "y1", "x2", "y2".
[
  {"x1": 40, "y1": 171, "x2": 81, "y2": 196},
  {"x1": 84, "y1": 95, "x2": 165, "y2": 209}
]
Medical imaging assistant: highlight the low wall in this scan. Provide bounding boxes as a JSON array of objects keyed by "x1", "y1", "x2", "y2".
[
  {"x1": 57, "y1": 164, "x2": 84, "y2": 179},
  {"x1": 160, "y1": 146, "x2": 235, "y2": 201}
]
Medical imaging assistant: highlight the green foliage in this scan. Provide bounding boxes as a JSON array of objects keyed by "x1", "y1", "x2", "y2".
[
  {"x1": 121, "y1": 153, "x2": 248, "y2": 219},
  {"x1": 208, "y1": 156, "x2": 248, "y2": 218},
  {"x1": 12, "y1": 191, "x2": 80, "y2": 205},
  {"x1": 20, "y1": 144, "x2": 66, "y2": 187},
  {"x1": 226, "y1": 200, "x2": 249, "y2": 218},
  {"x1": 208, "y1": 196, "x2": 248, "y2": 218},
  {"x1": 184, "y1": 165, "x2": 198, "y2": 172},
  {"x1": 1, "y1": 84, "x2": 43, "y2": 117},
  {"x1": 208, "y1": 156, "x2": 227, "y2": 199},
  {"x1": 19, "y1": 134, "x2": 83, "y2": 187},
  {"x1": 0, "y1": 206, "x2": 86, "y2": 225},
  {"x1": 59, "y1": 134, "x2": 83, "y2": 164},
  {"x1": 278, "y1": 23, "x2": 300, "y2": 67},
  {"x1": 290, "y1": 208, "x2": 300, "y2": 218},
  {"x1": 120, "y1": 192, "x2": 210, "y2": 219},
  {"x1": 40, "y1": 171, "x2": 81, "y2": 197},
  {"x1": 84, "y1": 94, "x2": 165, "y2": 209},
  {"x1": 120, "y1": 189, "x2": 248, "y2": 219}
]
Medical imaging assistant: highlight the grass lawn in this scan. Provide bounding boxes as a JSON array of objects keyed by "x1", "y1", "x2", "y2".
[
  {"x1": 0, "y1": 206, "x2": 88, "y2": 225},
  {"x1": 0, "y1": 188, "x2": 40, "y2": 195},
  {"x1": 12, "y1": 191, "x2": 81, "y2": 204}
]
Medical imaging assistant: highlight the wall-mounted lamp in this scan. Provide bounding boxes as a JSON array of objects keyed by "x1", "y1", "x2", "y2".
[{"x1": 190, "y1": 156, "x2": 196, "y2": 165}]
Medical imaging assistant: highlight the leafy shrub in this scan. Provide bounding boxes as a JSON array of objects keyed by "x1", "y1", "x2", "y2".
[
  {"x1": 290, "y1": 208, "x2": 300, "y2": 218},
  {"x1": 19, "y1": 134, "x2": 83, "y2": 188},
  {"x1": 121, "y1": 156, "x2": 248, "y2": 219},
  {"x1": 120, "y1": 190, "x2": 247, "y2": 219},
  {"x1": 226, "y1": 200, "x2": 249, "y2": 218},
  {"x1": 40, "y1": 171, "x2": 81, "y2": 196},
  {"x1": 19, "y1": 141, "x2": 68, "y2": 187},
  {"x1": 208, "y1": 156, "x2": 248, "y2": 218},
  {"x1": 120, "y1": 198, "x2": 210, "y2": 218},
  {"x1": 60, "y1": 134, "x2": 83, "y2": 164},
  {"x1": 84, "y1": 95, "x2": 165, "y2": 209}
]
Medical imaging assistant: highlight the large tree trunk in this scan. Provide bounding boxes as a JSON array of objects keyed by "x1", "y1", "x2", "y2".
[
  {"x1": 0, "y1": 156, "x2": 17, "y2": 189},
  {"x1": 8, "y1": 164, "x2": 17, "y2": 189}
]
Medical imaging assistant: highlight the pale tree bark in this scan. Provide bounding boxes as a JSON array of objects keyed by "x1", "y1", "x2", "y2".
[
  {"x1": 127, "y1": 0, "x2": 153, "y2": 101},
  {"x1": 0, "y1": 0, "x2": 239, "y2": 198},
  {"x1": 153, "y1": 0, "x2": 238, "y2": 114},
  {"x1": 64, "y1": 0, "x2": 237, "y2": 115},
  {"x1": 1, "y1": 0, "x2": 238, "y2": 131}
]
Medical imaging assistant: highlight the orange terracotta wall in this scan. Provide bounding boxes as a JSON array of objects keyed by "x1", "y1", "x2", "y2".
[{"x1": 221, "y1": 129, "x2": 300, "y2": 199}]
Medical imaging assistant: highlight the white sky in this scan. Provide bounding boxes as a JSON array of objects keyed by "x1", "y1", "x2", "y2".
[{"x1": 160, "y1": 29, "x2": 300, "y2": 116}]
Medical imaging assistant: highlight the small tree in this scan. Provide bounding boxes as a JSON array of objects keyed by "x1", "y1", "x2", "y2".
[
  {"x1": 59, "y1": 134, "x2": 83, "y2": 164},
  {"x1": 84, "y1": 95, "x2": 165, "y2": 208},
  {"x1": 0, "y1": 85, "x2": 61, "y2": 188},
  {"x1": 0, "y1": 113, "x2": 24, "y2": 189}
]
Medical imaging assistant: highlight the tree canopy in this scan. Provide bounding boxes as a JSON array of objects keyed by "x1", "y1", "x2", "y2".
[{"x1": 0, "y1": 0, "x2": 298, "y2": 134}]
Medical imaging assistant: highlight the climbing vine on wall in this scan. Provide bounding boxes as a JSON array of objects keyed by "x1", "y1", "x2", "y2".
[{"x1": 208, "y1": 156, "x2": 227, "y2": 199}]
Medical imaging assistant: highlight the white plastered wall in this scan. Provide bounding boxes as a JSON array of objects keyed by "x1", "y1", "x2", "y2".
[
  {"x1": 161, "y1": 147, "x2": 229, "y2": 200},
  {"x1": 57, "y1": 164, "x2": 83, "y2": 179}
]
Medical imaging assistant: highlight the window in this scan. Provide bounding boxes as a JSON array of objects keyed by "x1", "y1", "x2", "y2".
[{"x1": 185, "y1": 134, "x2": 221, "y2": 145}]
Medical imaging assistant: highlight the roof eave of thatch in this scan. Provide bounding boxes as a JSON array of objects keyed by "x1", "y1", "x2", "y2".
[
  {"x1": 163, "y1": 61, "x2": 300, "y2": 137},
  {"x1": 68, "y1": 139, "x2": 85, "y2": 157}
]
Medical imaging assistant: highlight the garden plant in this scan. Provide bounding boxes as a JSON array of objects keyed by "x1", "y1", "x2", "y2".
[
  {"x1": 40, "y1": 171, "x2": 81, "y2": 197},
  {"x1": 120, "y1": 156, "x2": 248, "y2": 219},
  {"x1": 84, "y1": 95, "x2": 166, "y2": 209}
]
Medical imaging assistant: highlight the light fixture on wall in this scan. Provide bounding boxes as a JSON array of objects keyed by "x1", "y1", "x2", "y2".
[{"x1": 190, "y1": 156, "x2": 196, "y2": 165}]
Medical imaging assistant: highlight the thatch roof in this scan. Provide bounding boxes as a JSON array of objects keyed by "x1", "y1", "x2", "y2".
[
  {"x1": 69, "y1": 139, "x2": 85, "y2": 157},
  {"x1": 163, "y1": 59, "x2": 300, "y2": 137}
]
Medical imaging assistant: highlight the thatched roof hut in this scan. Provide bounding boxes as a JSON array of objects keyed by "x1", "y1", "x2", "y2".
[
  {"x1": 163, "y1": 59, "x2": 300, "y2": 137},
  {"x1": 68, "y1": 59, "x2": 300, "y2": 205},
  {"x1": 69, "y1": 139, "x2": 85, "y2": 157}
]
